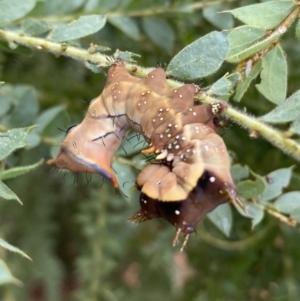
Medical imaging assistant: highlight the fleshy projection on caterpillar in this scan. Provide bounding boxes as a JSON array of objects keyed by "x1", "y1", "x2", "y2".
[{"x1": 48, "y1": 61, "x2": 244, "y2": 251}]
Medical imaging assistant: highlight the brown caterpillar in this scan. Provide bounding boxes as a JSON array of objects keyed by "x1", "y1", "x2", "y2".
[{"x1": 48, "y1": 61, "x2": 243, "y2": 251}]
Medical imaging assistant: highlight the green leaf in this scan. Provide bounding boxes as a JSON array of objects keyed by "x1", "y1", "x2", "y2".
[
  {"x1": 108, "y1": 16, "x2": 141, "y2": 41},
  {"x1": 9, "y1": 87, "x2": 39, "y2": 127},
  {"x1": 49, "y1": 15, "x2": 106, "y2": 42},
  {"x1": 231, "y1": 164, "x2": 249, "y2": 184},
  {"x1": 227, "y1": 26, "x2": 266, "y2": 62},
  {"x1": 257, "y1": 167, "x2": 293, "y2": 203},
  {"x1": 142, "y1": 17, "x2": 174, "y2": 53},
  {"x1": 207, "y1": 203, "x2": 232, "y2": 236},
  {"x1": 290, "y1": 206, "x2": 300, "y2": 222},
  {"x1": 167, "y1": 31, "x2": 229, "y2": 80},
  {"x1": 255, "y1": 45, "x2": 287, "y2": 105},
  {"x1": 226, "y1": 1, "x2": 296, "y2": 30},
  {"x1": 43, "y1": 0, "x2": 85, "y2": 14},
  {"x1": 22, "y1": 19, "x2": 51, "y2": 36},
  {"x1": 234, "y1": 59, "x2": 263, "y2": 102},
  {"x1": 241, "y1": 203, "x2": 264, "y2": 228},
  {"x1": 290, "y1": 117, "x2": 300, "y2": 135},
  {"x1": 296, "y1": 19, "x2": 300, "y2": 42},
  {"x1": 112, "y1": 162, "x2": 137, "y2": 199},
  {"x1": 261, "y1": 89, "x2": 300, "y2": 123},
  {"x1": 35, "y1": 105, "x2": 65, "y2": 134},
  {"x1": 0, "y1": 259, "x2": 21, "y2": 286},
  {"x1": 207, "y1": 77, "x2": 232, "y2": 98},
  {"x1": 0, "y1": 180, "x2": 22, "y2": 204},
  {"x1": 0, "y1": 238, "x2": 31, "y2": 260},
  {"x1": 0, "y1": 126, "x2": 35, "y2": 160},
  {"x1": 0, "y1": 0, "x2": 36, "y2": 25},
  {"x1": 203, "y1": 4, "x2": 234, "y2": 30},
  {"x1": 274, "y1": 191, "x2": 300, "y2": 214},
  {"x1": 0, "y1": 159, "x2": 43, "y2": 181},
  {"x1": 236, "y1": 173, "x2": 266, "y2": 199}
]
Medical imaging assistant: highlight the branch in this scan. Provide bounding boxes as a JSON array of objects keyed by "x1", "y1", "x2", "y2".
[{"x1": 0, "y1": 29, "x2": 300, "y2": 161}]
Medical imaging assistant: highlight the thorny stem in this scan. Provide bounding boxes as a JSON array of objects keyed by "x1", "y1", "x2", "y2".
[{"x1": 0, "y1": 2, "x2": 300, "y2": 163}]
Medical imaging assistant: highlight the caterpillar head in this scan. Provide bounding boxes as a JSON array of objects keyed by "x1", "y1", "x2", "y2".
[{"x1": 47, "y1": 96, "x2": 127, "y2": 187}]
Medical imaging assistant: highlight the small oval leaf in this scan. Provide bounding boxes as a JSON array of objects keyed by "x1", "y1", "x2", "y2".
[
  {"x1": 274, "y1": 191, "x2": 300, "y2": 214},
  {"x1": 255, "y1": 45, "x2": 287, "y2": 104},
  {"x1": 0, "y1": 0, "x2": 36, "y2": 25},
  {"x1": 258, "y1": 167, "x2": 293, "y2": 203},
  {"x1": 142, "y1": 17, "x2": 174, "y2": 53},
  {"x1": 207, "y1": 203, "x2": 232, "y2": 236},
  {"x1": 49, "y1": 15, "x2": 106, "y2": 42},
  {"x1": 261, "y1": 89, "x2": 300, "y2": 123},
  {"x1": 226, "y1": 1, "x2": 296, "y2": 30},
  {"x1": 167, "y1": 31, "x2": 229, "y2": 80}
]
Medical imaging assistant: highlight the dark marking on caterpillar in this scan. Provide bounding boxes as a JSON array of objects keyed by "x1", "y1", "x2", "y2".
[{"x1": 48, "y1": 61, "x2": 244, "y2": 251}]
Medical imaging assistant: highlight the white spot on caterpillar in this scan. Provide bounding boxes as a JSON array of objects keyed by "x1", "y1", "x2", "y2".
[
  {"x1": 159, "y1": 108, "x2": 164, "y2": 112},
  {"x1": 192, "y1": 149, "x2": 196, "y2": 153},
  {"x1": 138, "y1": 103, "x2": 141, "y2": 106},
  {"x1": 156, "y1": 179, "x2": 161, "y2": 185},
  {"x1": 114, "y1": 96, "x2": 117, "y2": 99},
  {"x1": 142, "y1": 199, "x2": 147, "y2": 203},
  {"x1": 179, "y1": 94, "x2": 183, "y2": 98},
  {"x1": 204, "y1": 145, "x2": 209, "y2": 151},
  {"x1": 165, "y1": 129, "x2": 170, "y2": 133},
  {"x1": 186, "y1": 149, "x2": 190, "y2": 153},
  {"x1": 167, "y1": 153, "x2": 174, "y2": 161},
  {"x1": 167, "y1": 134, "x2": 171, "y2": 138},
  {"x1": 180, "y1": 154, "x2": 184, "y2": 159},
  {"x1": 156, "y1": 149, "x2": 168, "y2": 160},
  {"x1": 175, "y1": 145, "x2": 180, "y2": 150},
  {"x1": 174, "y1": 124, "x2": 178, "y2": 128},
  {"x1": 175, "y1": 210, "x2": 180, "y2": 215},
  {"x1": 189, "y1": 108, "x2": 193, "y2": 111},
  {"x1": 168, "y1": 123, "x2": 172, "y2": 127},
  {"x1": 144, "y1": 101, "x2": 147, "y2": 104},
  {"x1": 168, "y1": 143, "x2": 172, "y2": 149},
  {"x1": 175, "y1": 135, "x2": 180, "y2": 139},
  {"x1": 209, "y1": 177, "x2": 216, "y2": 183},
  {"x1": 153, "y1": 118, "x2": 156, "y2": 122},
  {"x1": 160, "y1": 134, "x2": 164, "y2": 138},
  {"x1": 193, "y1": 112, "x2": 197, "y2": 116},
  {"x1": 212, "y1": 102, "x2": 222, "y2": 115},
  {"x1": 181, "y1": 136, "x2": 186, "y2": 141},
  {"x1": 147, "y1": 90, "x2": 151, "y2": 94},
  {"x1": 151, "y1": 75, "x2": 155, "y2": 78},
  {"x1": 166, "y1": 108, "x2": 170, "y2": 112},
  {"x1": 141, "y1": 92, "x2": 145, "y2": 96},
  {"x1": 118, "y1": 91, "x2": 121, "y2": 93},
  {"x1": 160, "y1": 117, "x2": 164, "y2": 121},
  {"x1": 174, "y1": 90, "x2": 177, "y2": 93}
]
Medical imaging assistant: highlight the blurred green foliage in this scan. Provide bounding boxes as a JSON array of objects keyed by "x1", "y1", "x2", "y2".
[{"x1": 1, "y1": 0, "x2": 300, "y2": 300}]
